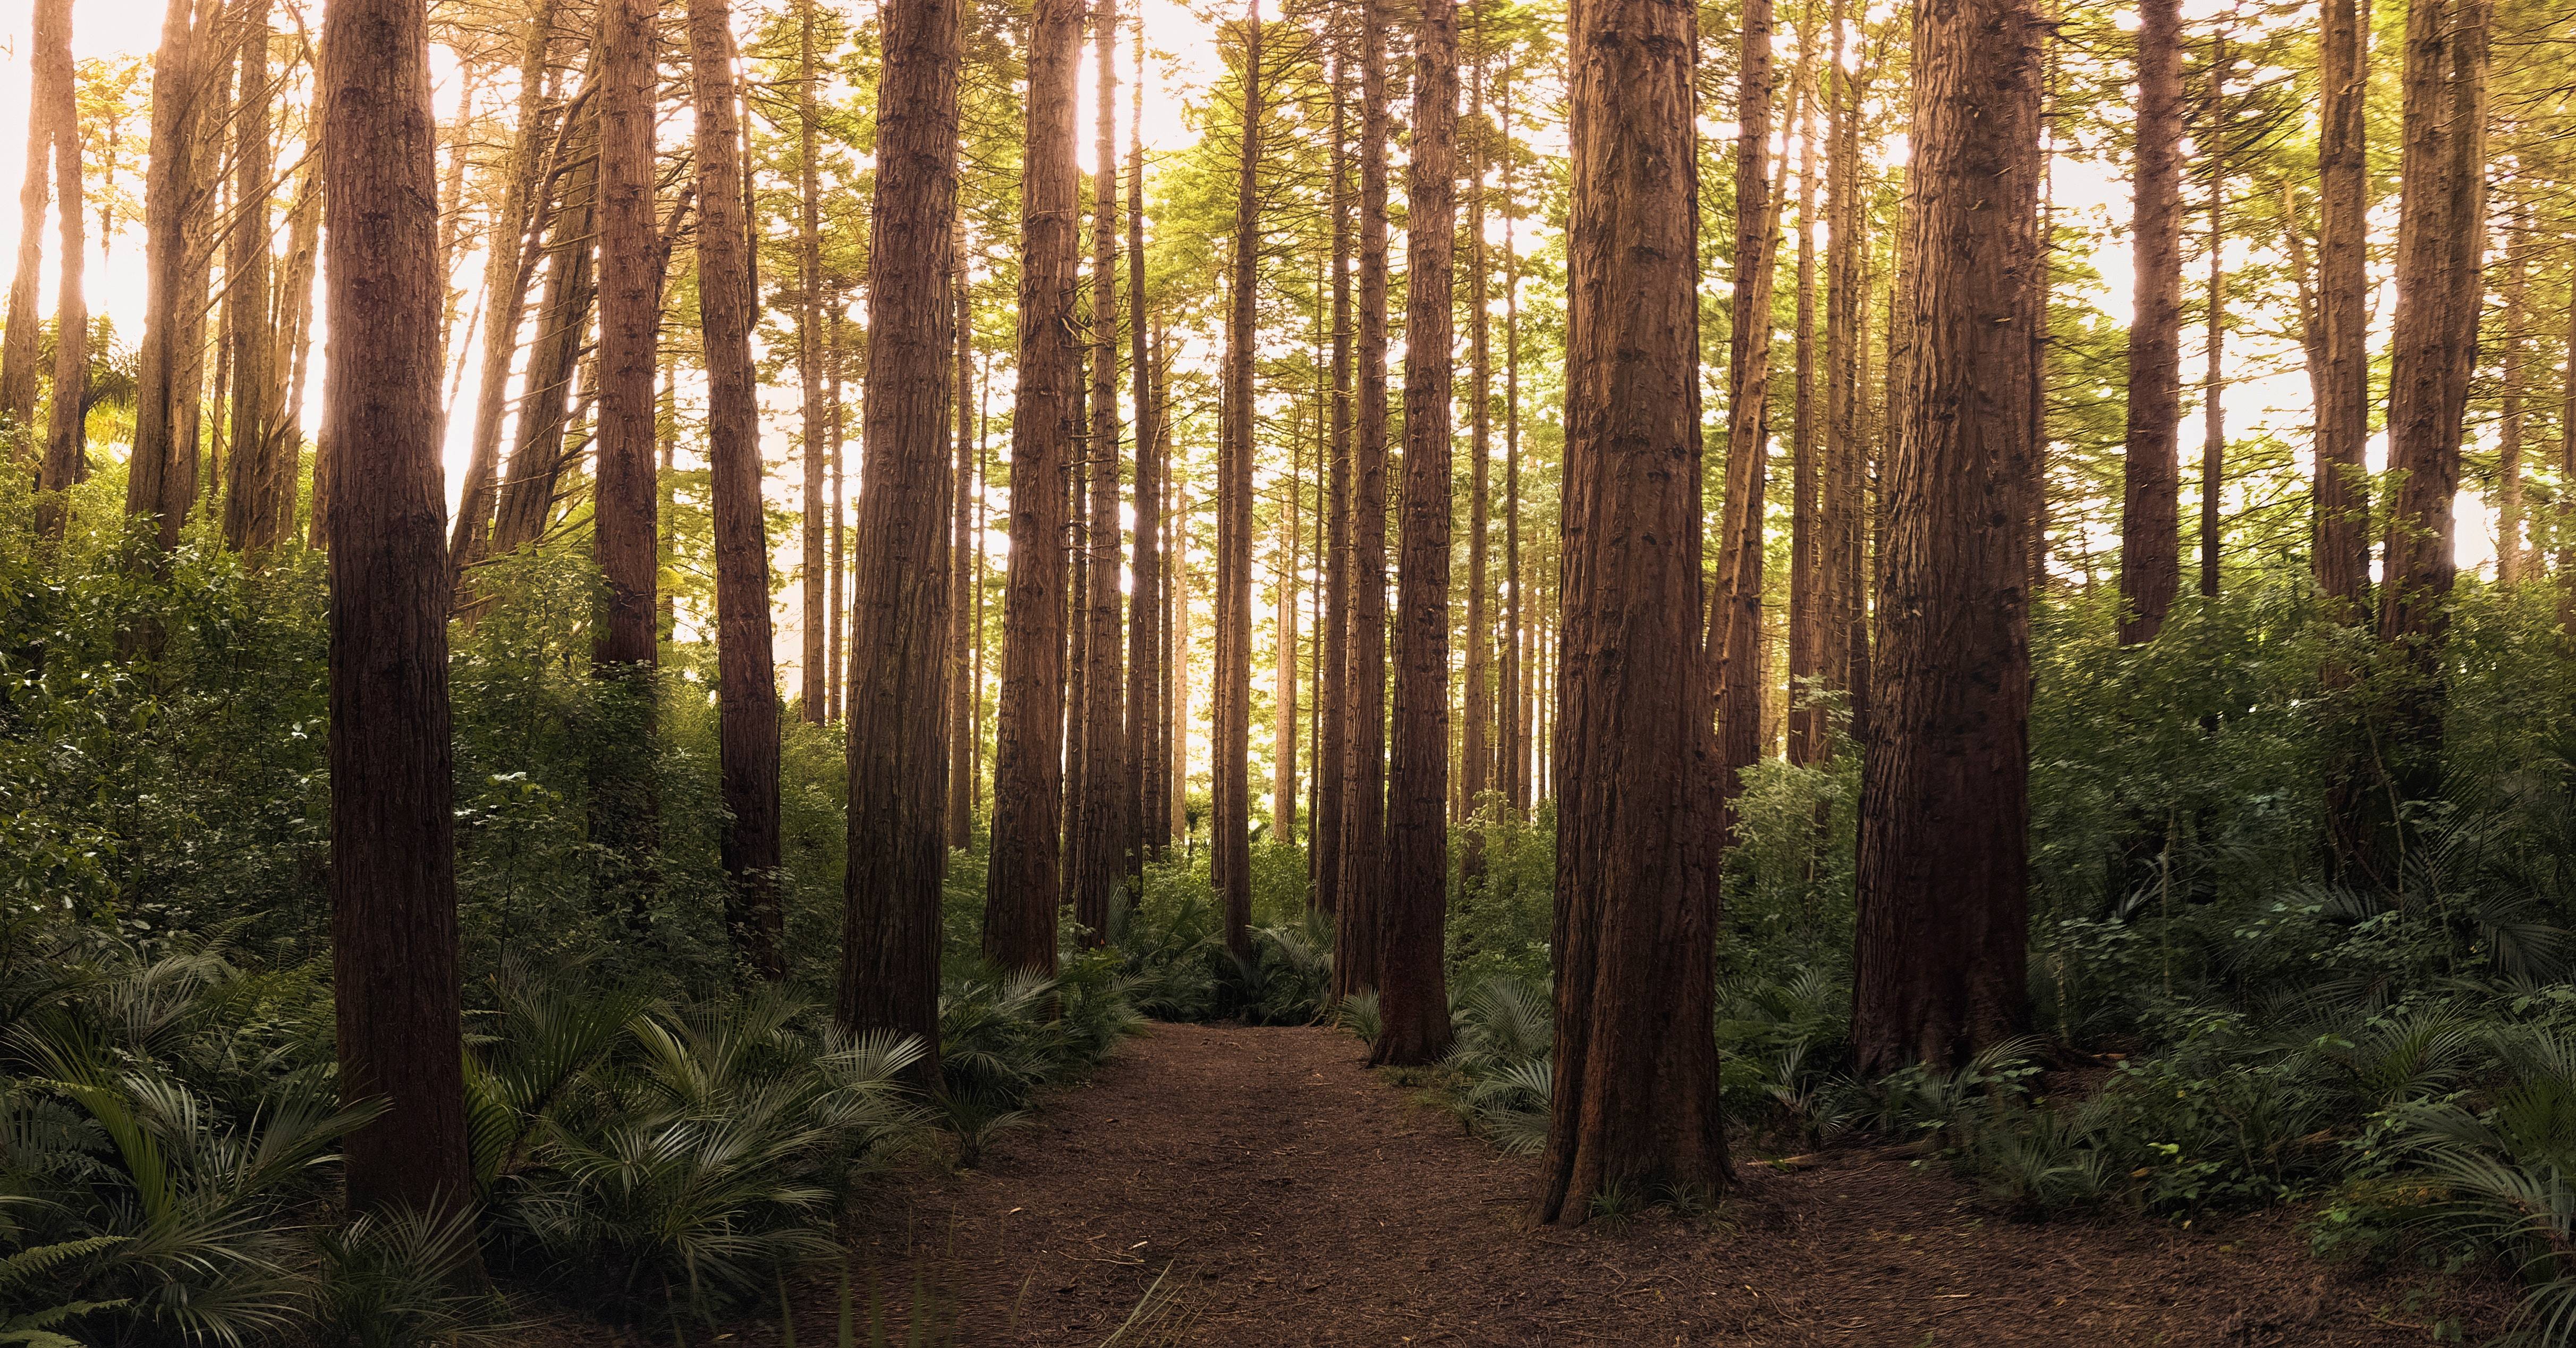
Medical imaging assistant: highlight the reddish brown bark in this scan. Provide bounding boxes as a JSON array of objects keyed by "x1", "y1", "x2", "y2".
[
  {"x1": 1073, "y1": 0, "x2": 1128, "y2": 941},
  {"x1": 1461, "y1": 26, "x2": 1493, "y2": 823},
  {"x1": 2118, "y1": 0, "x2": 2185, "y2": 644},
  {"x1": 841, "y1": 0, "x2": 961, "y2": 1049},
  {"x1": 1851, "y1": 0, "x2": 2044, "y2": 1075},
  {"x1": 1314, "y1": 35, "x2": 1352, "y2": 912},
  {"x1": 2376, "y1": 0, "x2": 2488, "y2": 797},
  {"x1": 322, "y1": 0, "x2": 472, "y2": 1218},
  {"x1": 595, "y1": 0, "x2": 660, "y2": 675},
  {"x1": 1818, "y1": 0, "x2": 1866, "y2": 749},
  {"x1": 982, "y1": 0, "x2": 1081, "y2": 977},
  {"x1": 1710, "y1": 0, "x2": 1782, "y2": 836},
  {"x1": 800, "y1": 0, "x2": 831, "y2": 725},
  {"x1": 1785, "y1": 26, "x2": 1824, "y2": 766},
  {"x1": 951, "y1": 231, "x2": 976, "y2": 845},
  {"x1": 1333, "y1": 0, "x2": 1392, "y2": 1001},
  {"x1": 2314, "y1": 0, "x2": 2371, "y2": 611},
  {"x1": 1371, "y1": 0, "x2": 1456, "y2": 1069},
  {"x1": 1212, "y1": 2, "x2": 1264, "y2": 961},
  {"x1": 687, "y1": 0, "x2": 787, "y2": 979},
  {"x1": 1127, "y1": 16, "x2": 1165, "y2": 865},
  {"x1": 1541, "y1": 0, "x2": 1725, "y2": 1225}
]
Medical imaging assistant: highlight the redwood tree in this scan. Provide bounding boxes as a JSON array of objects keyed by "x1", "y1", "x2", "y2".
[
  {"x1": 1851, "y1": 0, "x2": 2045, "y2": 1075},
  {"x1": 2314, "y1": 0, "x2": 2371, "y2": 610},
  {"x1": 30, "y1": 0, "x2": 80, "y2": 541},
  {"x1": 1314, "y1": 33, "x2": 1353, "y2": 913},
  {"x1": 1372, "y1": 0, "x2": 1458, "y2": 1069},
  {"x1": 982, "y1": 0, "x2": 1081, "y2": 976},
  {"x1": 1541, "y1": 0, "x2": 1725, "y2": 1224},
  {"x1": 1126, "y1": 16, "x2": 1164, "y2": 866},
  {"x1": 323, "y1": 0, "x2": 472, "y2": 1217},
  {"x1": 2118, "y1": 0, "x2": 2185, "y2": 645},
  {"x1": 1212, "y1": 2, "x2": 1264, "y2": 959},
  {"x1": 688, "y1": 0, "x2": 786, "y2": 978},
  {"x1": 1333, "y1": 0, "x2": 1393, "y2": 1000},
  {"x1": 1072, "y1": 0, "x2": 1128, "y2": 941},
  {"x1": 841, "y1": 0, "x2": 962, "y2": 1046},
  {"x1": 0, "y1": 0, "x2": 72, "y2": 436},
  {"x1": 1709, "y1": 0, "x2": 1781, "y2": 835}
]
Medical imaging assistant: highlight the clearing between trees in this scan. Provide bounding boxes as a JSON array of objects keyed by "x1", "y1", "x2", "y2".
[{"x1": 739, "y1": 1024, "x2": 2498, "y2": 1346}]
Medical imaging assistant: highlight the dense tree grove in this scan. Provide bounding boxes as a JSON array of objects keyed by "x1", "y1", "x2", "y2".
[{"x1": 6, "y1": 0, "x2": 2576, "y2": 1336}]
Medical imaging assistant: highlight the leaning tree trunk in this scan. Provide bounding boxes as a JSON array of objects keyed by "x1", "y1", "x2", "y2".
[
  {"x1": 2314, "y1": 0, "x2": 2371, "y2": 612},
  {"x1": 1213, "y1": 2, "x2": 1264, "y2": 961},
  {"x1": 1073, "y1": 0, "x2": 1128, "y2": 941},
  {"x1": 322, "y1": 0, "x2": 473, "y2": 1220},
  {"x1": 688, "y1": 0, "x2": 786, "y2": 980},
  {"x1": 1850, "y1": 0, "x2": 2045, "y2": 1075},
  {"x1": 839, "y1": 0, "x2": 959, "y2": 1052},
  {"x1": 982, "y1": 0, "x2": 1080, "y2": 977},
  {"x1": 2117, "y1": 0, "x2": 2184, "y2": 645},
  {"x1": 30, "y1": 0, "x2": 81, "y2": 540},
  {"x1": 1371, "y1": 0, "x2": 1457, "y2": 1069},
  {"x1": 1540, "y1": 0, "x2": 1725, "y2": 1226},
  {"x1": 1709, "y1": 0, "x2": 1781, "y2": 837},
  {"x1": 1333, "y1": 0, "x2": 1393, "y2": 1000}
]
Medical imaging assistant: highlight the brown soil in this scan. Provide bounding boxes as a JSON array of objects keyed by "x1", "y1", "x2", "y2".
[
  {"x1": 794, "y1": 1023, "x2": 2501, "y2": 1346},
  {"x1": 543, "y1": 1023, "x2": 2503, "y2": 1347}
]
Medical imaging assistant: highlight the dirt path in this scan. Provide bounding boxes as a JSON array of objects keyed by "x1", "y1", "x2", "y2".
[{"x1": 833, "y1": 1023, "x2": 2493, "y2": 1346}]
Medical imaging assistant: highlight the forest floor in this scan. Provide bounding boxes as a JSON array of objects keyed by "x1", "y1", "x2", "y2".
[{"x1": 577, "y1": 1023, "x2": 2514, "y2": 1346}]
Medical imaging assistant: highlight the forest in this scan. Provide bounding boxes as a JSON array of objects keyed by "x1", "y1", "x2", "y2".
[{"x1": 0, "y1": 0, "x2": 2571, "y2": 1339}]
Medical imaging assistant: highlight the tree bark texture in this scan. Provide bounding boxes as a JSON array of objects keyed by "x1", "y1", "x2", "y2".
[
  {"x1": 1372, "y1": 0, "x2": 1458, "y2": 1069},
  {"x1": 1541, "y1": 0, "x2": 1726, "y2": 1225},
  {"x1": 688, "y1": 0, "x2": 787, "y2": 979},
  {"x1": 1850, "y1": 0, "x2": 2044, "y2": 1075},
  {"x1": 2117, "y1": 0, "x2": 2184, "y2": 645},
  {"x1": 323, "y1": 0, "x2": 473, "y2": 1218},
  {"x1": 841, "y1": 0, "x2": 961, "y2": 1052},
  {"x1": 982, "y1": 0, "x2": 1081, "y2": 977},
  {"x1": 1333, "y1": 0, "x2": 1393, "y2": 1000}
]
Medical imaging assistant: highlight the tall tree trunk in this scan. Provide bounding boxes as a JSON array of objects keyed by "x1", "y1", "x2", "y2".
[
  {"x1": 225, "y1": 4, "x2": 289, "y2": 552},
  {"x1": 1213, "y1": 1, "x2": 1264, "y2": 959},
  {"x1": 1074, "y1": 0, "x2": 1128, "y2": 941},
  {"x1": 1274, "y1": 449, "x2": 1300, "y2": 846},
  {"x1": 1372, "y1": 0, "x2": 1457, "y2": 1068},
  {"x1": 2118, "y1": 0, "x2": 2184, "y2": 644},
  {"x1": 950, "y1": 231, "x2": 977, "y2": 845},
  {"x1": 127, "y1": 0, "x2": 214, "y2": 551},
  {"x1": 798, "y1": 0, "x2": 829, "y2": 722},
  {"x1": 1461, "y1": 20, "x2": 1493, "y2": 831},
  {"x1": 1819, "y1": 0, "x2": 1864, "y2": 748},
  {"x1": 2376, "y1": 0, "x2": 2488, "y2": 801},
  {"x1": 2496, "y1": 208, "x2": 2528, "y2": 585},
  {"x1": 1064, "y1": 361, "x2": 1089, "y2": 875},
  {"x1": 1541, "y1": 0, "x2": 1724, "y2": 1225},
  {"x1": 982, "y1": 0, "x2": 1080, "y2": 976},
  {"x1": 1128, "y1": 16, "x2": 1165, "y2": 864},
  {"x1": 0, "y1": 0, "x2": 71, "y2": 438},
  {"x1": 323, "y1": 0, "x2": 472, "y2": 1219},
  {"x1": 2314, "y1": 0, "x2": 2371, "y2": 611},
  {"x1": 1502, "y1": 79, "x2": 1524, "y2": 812},
  {"x1": 2198, "y1": 38, "x2": 2226, "y2": 602},
  {"x1": 688, "y1": 0, "x2": 786, "y2": 978},
  {"x1": 840, "y1": 0, "x2": 960, "y2": 1050},
  {"x1": 971, "y1": 351, "x2": 990, "y2": 797},
  {"x1": 1851, "y1": 0, "x2": 2044, "y2": 1074},
  {"x1": 1711, "y1": 0, "x2": 1782, "y2": 835},
  {"x1": 1786, "y1": 20, "x2": 1825, "y2": 766},
  {"x1": 1315, "y1": 34, "x2": 1353, "y2": 911},
  {"x1": 31, "y1": 0, "x2": 81, "y2": 540},
  {"x1": 1333, "y1": 0, "x2": 1393, "y2": 1000}
]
